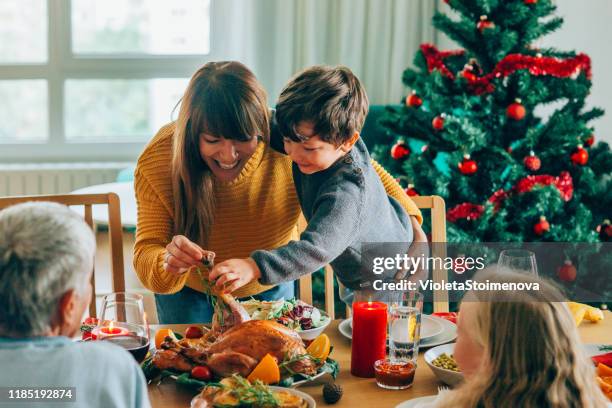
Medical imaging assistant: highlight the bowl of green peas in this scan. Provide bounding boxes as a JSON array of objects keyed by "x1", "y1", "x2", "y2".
[{"x1": 424, "y1": 343, "x2": 464, "y2": 387}]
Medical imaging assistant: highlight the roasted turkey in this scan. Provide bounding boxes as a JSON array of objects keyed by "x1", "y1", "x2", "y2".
[{"x1": 152, "y1": 292, "x2": 317, "y2": 378}]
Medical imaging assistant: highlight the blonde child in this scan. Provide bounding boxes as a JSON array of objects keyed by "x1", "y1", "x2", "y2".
[{"x1": 419, "y1": 268, "x2": 610, "y2": 408}]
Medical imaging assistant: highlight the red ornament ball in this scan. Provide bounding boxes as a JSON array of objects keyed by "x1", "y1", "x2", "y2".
[
  {"x1": 432, "y1": 116, "x2": 445, "y2": 131},
  {"x1": 405, "y1": 184, "x2": 419, "y2": 197},
  {"x1": 507, "y1": 101, "x2": 526, "y2": 120},
  {"x1": 534, "y1": 216, "x2": 550, "y2": 236},
  {"x1": 524, "y1": 0, "x2": 537, "y2": 4},
  {"x1": 523, "y1": 151, "x2": 541, "y2": 171},
  {"x1": 477, "y1": 16, "x2": 495, "y2": 32},
  {"x1": 390, "y1": 141, "x2": 410, "y2": 160},
  {"x1": 405, "y1": 93, "x2": 422, "y2": 108},
  {"x1": 585, "y1": 134, "x2": 595, "y2": 147},
  {"x1": 570, "y1": 145, "x2": 589, "y2": 166},
  {"x1": 461, "y1": 68, "x2": 477, "y2": 82},
  {"x1": 557, "y1": 260, "x2": 577, "y2": 282},
  {"x1": 458, "y1": 155, "x2": 478, "y2": 175}
]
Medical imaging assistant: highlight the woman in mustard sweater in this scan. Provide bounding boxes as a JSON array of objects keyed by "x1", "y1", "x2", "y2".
[{"x1": 134, "y1": 61, "x2": 425, "y2": 324}]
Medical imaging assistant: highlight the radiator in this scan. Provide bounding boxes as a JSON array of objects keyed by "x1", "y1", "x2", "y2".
[{"x1": 0, "y1": 163, "x2": 133, "y2": 197}]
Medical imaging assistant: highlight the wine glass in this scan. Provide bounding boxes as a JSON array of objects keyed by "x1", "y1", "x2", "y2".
[
  {"x1": 95, "y1": 292, "x2": 150, "y2": 362},
  {"x1": 498, "y1": 249, "x2": 539, "y2": 276}
]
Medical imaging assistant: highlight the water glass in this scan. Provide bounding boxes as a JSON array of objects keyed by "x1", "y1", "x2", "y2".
[
  {"x1": 388, "y1": 291, "x2": 423, "y2": 363},
  {"x1": 498, "y1": 249, "x2": 538, "y2": 276}
]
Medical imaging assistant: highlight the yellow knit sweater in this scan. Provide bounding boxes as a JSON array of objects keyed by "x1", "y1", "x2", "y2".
[{"x1": 134, "y1": 123, "x2": 422, "y2": 298}]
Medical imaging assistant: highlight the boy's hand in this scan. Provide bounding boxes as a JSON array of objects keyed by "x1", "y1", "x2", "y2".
[{"x1": 209, "y1": 258, "x2": 261, "y2": 293}]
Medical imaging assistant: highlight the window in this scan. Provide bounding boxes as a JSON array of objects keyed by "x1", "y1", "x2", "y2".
[{"x1": 0, "y1": 0, "x2": 213, "y2": 162}]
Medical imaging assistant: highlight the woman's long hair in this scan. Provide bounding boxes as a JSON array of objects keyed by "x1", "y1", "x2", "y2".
[
  {"x1": 438, "y1": 268, "x2": 609, "y2": 408},
  {"x1": 172, "y1": 61, "x2": 269, "y2": 245}
]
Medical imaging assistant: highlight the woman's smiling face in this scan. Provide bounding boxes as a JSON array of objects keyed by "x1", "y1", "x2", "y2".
[{"x1": 199, "y1": 133, "x2": 259, "y2": 182}]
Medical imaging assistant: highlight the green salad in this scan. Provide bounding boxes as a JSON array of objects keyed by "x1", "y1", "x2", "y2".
[{"x1": 240, "y1": 298, "x2": 328, "y2": 331}]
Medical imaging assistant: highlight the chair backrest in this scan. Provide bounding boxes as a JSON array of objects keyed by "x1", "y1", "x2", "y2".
[
  {"x1": 410, "y1": 196, "x2": 448, "y2": 313},
  {"x1": 0, "y1": 193, "x2": 125, "y2": 317},
  {"x1": 297, "y1": 195, "x2": 448, "y2": 318}
]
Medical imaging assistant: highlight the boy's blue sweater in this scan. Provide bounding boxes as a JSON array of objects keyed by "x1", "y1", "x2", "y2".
[{"x1": 251, "y1": 123, "x2": 413, "y2": 289}]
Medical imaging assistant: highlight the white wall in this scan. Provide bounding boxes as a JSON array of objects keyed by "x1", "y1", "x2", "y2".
[{"x1": 437, "y1": 0, "x2": 612, "y2": 144}]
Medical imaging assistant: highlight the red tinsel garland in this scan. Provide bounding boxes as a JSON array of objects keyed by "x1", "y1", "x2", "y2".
[
  {"x1": 485, "y1": 171, "x2": 573, "y2": 213},
  {"x1": 448, "y1": 172, "x2": 572, "y2": 223},
  {"x1": 420, "y1": 44, "x2": 592, "y2": 94},
  {"x1": 513, "y1": 171, "x2": 574, "y2": 201},
  {"x1": 488, "y1": 189, "x2": 509, "y2": 211},
  {"x1": 447, "y1": 203, "x2": 485, "y2": 222},
  {"x1": 420, "y1": 44, "x2": 465, "y2": 79}
]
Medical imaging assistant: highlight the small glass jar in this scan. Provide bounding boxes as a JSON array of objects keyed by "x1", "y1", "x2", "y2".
[{"x1": 374, "y1": 359, "x2": 417, "y2": 390}]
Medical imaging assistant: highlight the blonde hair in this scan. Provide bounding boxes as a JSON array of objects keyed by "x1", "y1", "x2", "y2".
[
  {"x1": 172, "y1": 61, "x2": 269, "y2": 244},
  {"x1": 438, "y1": 268, "x2": 609, "y2": 408}
]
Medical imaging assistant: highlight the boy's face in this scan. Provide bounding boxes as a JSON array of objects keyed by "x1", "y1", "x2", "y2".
[{"x1": 283, "y1": 121, "x2": 357, "y2": 174}]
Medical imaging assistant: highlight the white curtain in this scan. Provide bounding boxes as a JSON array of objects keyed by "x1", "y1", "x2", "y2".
[{"x1": 213, "y1": 0, "x2": 437, "y2": 105}]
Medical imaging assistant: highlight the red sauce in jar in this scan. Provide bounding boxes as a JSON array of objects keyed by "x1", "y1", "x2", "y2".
[{"x1": 374, "y1": 361, "x2": 416, "y2": 388}]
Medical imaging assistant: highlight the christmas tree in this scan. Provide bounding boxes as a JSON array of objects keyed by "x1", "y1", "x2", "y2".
[{"x1": 374, "y1": 0, "x2": 611, "y2": 244}]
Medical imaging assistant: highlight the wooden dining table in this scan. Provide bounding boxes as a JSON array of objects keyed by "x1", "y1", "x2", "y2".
[{"x1": 148, "y1": 312, "x2": 612, "y2": 407}]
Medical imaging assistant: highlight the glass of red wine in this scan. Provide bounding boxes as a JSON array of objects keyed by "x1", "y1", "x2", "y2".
[{"x1": 95, "y1": 292, "x2": 150, "y2": 363}]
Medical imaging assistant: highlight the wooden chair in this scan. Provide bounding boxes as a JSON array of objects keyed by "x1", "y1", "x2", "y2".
[
  {"x1": 0, "y1": 193, "x2": 125, "y2": 317},
  {"x1": 297, "y1": 195, "x2": 448, "y2": 318},
  {"x1": 410, "y1": 195, "x2": 448, "y2": 313}
]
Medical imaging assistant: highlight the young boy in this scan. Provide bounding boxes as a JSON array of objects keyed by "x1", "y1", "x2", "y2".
[{"x1": 209, "y1": 65, "x2": 421, "y2": 292}]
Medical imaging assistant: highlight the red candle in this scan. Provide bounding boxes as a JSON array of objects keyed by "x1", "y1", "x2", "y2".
[{"x1": 351, "y1": 301, "x2": 388, "y2": 377}]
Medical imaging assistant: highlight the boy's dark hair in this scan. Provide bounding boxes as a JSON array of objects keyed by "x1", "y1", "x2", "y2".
[{"x1": 275, "y1": 65, "x2": 369, "y2": 146}]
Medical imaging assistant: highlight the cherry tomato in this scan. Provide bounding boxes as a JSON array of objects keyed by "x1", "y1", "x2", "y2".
[
  {"x1": 185, "y1": 326, "x2": 204, "y2": 339},
  {"x1": 191, "y1": 365, "x2": 212, "y2": 381}
]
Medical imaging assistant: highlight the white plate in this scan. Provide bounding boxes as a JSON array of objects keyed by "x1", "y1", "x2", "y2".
[
  {"x1": 420, "y1": 317, "x2": 457, "y2": 349},
  {"x1": 395, "y1": 395, "x2": 436, "y2": 408},
  {"x1": 191, "y1": 385, "x2": 316, "y2": 408},
  {"x1": 348, "y1": 315, "x2": 442, "y2": 341},
  {"x1": 291, "y1": 368, "x2": 334, "y2": 388},
  {"x1": 338, "y1": 315, "x2": 456, "y2": 348},
  {"x1": 582, "y1": 343, "x2": 610, "y2": 358}
]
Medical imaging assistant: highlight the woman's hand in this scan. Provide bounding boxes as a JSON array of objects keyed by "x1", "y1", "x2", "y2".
[
  {"x1": 164, "y1": 235, "x2": 211, "y2": 276},
  {"x1": 209, "y1": 258, "x2": 261, "y2": 293}
]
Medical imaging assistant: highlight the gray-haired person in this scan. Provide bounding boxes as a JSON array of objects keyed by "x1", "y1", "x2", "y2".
[{"x1": 0, "y1": 202, "x2": 150, "y2": 408}]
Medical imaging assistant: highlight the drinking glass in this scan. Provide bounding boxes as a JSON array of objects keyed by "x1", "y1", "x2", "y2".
[
  {"x1": 498, "y1": 249, "x2": 538, "y2": 276},
  {"x1": 95, "y1": 292, "x2": 150, "y2": 363}
]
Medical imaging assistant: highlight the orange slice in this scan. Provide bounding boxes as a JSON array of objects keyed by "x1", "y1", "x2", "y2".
[
  {"x1": 597, "y1": 376, "x2": 612, "y2": 394},
  {"x1": 598, "y1": 363, "x2": 612, "y2": 377},
  {"x1": 306, "y1": 333, "x2": 331, "y2": 361},
  {"x1": 247, "y1": 353, "x2": 280, "y2": 384},
  {"x1": 154, "y1": 328, "x2": 177, "y2": 349}
]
